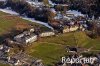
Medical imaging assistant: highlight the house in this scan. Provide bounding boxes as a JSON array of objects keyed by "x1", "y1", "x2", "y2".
[
  {"x1": 39, "y1": 31, "x2": 55, "y2": 37},
  {"x1": 7, "y1": 57, "x2": 21, "y2": 66},
  {"x1": 69, "y1": 26, "x2": 79, "y2": 32},
  {"x1": 14, "y1": 60, "x2": 20, "y2": 66},
  {"x1": 49, "y1": 18, "x2": 80, "y2": 33},
  {"x1": 26, "y1": 0, "x2": 44, "y2": 7},
  {"x1": 30, "y1": 28, "x2": 35, "y2": 32},
  {"x1": 62, "y1": 26, "x2": 70, "y2": 33},
  {"x1": 54, "y1": 4, "x2": 68, "y2": 12},
  {"x1": 7, "y1": 52, "x2": 44, "y2": 66},
  {"x1": 5, "y1": 48, "x2": 10, "y2": 53},
  {"x1": 48, "y1": 8, "x2": 57, "y2": 20},
  {"x1": 32, "y1": 59, "x2": 44, "y2": 66},
  {"x1": 14, "y1": 31, "x2": 37, "y2": 44},
  {"x1": 0, "y1": 45, "x2": 11, "y2": 53},
  {"x1": 62, "y1": 21, "x2": 79, "y2": 33},
  {"x1": 54, "y1": 12, "x2": 63, "y2": 20},
  {"x1": 66, "y1": 46, "x2": 78, "y2": 53},
  {"x1": 0, "y1": 45, "x2": 3, "y2": 50}
]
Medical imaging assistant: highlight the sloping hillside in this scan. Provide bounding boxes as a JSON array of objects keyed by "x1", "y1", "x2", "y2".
[
  {"x1": 25, "y1": 31, "x2": 100, "y2": 66},
  {"x1": 0, "y1": 11, "x2": 49, "y2": 35}
]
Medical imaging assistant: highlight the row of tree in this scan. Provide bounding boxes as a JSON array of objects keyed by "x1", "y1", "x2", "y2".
[
  {"x1": 51, "y1": 0, "x2": 100, "y2": 19},
  {"x1": 0, "y1": 1, "x2": 6, "y2": 8},
  {"x1": 5, "y1": 0, "x2": 49, "y2": 22},
  {"x1": 70, "y1": 0, "x2": 100, "y2": 19},
  {"x1": 86, "y1": 20, "x2": 100, "y2": 38}
]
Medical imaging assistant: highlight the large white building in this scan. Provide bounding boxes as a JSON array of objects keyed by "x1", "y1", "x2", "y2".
[{"x1": 14, "y1": 31, "x2": 37, "y2": 44}]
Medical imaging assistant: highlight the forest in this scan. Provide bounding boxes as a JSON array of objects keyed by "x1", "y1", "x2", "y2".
[
  {"x1": 51, "y1": 0, "x2": 100, "y2": 19},
  {"x1": 0, "y1": 0, "x2": 100, "y2": 19}
]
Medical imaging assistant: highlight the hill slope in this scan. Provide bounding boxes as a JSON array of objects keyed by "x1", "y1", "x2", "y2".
[{"x1": 25, "y1": 31, "x2": 100, "y2": 66}]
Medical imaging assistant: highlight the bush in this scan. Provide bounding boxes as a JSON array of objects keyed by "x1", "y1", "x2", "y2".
[{"x1": 0, "y1": 1, "x2": 5, "y2": 8}]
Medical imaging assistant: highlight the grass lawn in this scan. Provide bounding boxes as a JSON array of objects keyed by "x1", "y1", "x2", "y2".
[
  {"x1": 0, "y1": 11, "x2": 49, "y2": 35},
  {"x1": 26, "y1": 31, "x2": 100, "y2": 66},
  {"x1": 0, "y1": 11, "x2": 49, "y2": 66},
  {"x1": 0, "y1": 63, "x2": 10, "y2": 66},
  {"x1": 0, "y1": 11, "x2": 50, "y2": 43},
  {"x1": 26, "y1": 42, "x2": 67, "y2": 66},
  {"x1": 0, "y1": 11, "x2": 100, "y2": 66}
]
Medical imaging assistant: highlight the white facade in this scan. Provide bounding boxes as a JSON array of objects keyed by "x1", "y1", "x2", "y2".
[
  {"x1": 14, "y1": 60, "x2": 20, "y2": 66},
  {"x1": 63, "y1": 26, "x2": 79, "y2": 33},
  {"x1": 0, "y1": 45, "x2": 3, "y2": 50},
  {"x1": 5, "y1": 48, "x2": 10, "y2": 52},
  {"x1": 69, "y1": 26, "x2": 78, "y2": 31},
  {"x1": 14, "y1": 34, "x2": 25, "y2": 43},
  {"x1": 63, "y1": 28, "x2": 70, "y2": 33},
  {"x1": 30, "y1": 28, "x2": 35, "y2": 32},
  {"x1": 14, "y1": 32, "x2": 38, "y2": 44},
  {"x1": 40, "y1": 32, "x2": 55, "y2": 37},
  {"x1": 25, "y1": 35, "x2": 37, "y2": 44}
]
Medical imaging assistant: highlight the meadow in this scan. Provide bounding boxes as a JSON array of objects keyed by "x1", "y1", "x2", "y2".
[
  {"x1": 0, "y1": 11, "x2": 100, "y2": 66},
  {"x1": 0, "y1": 11, "x2": 49, "y2": 35},
  {"x1": 0, "y1": 11, "x2": 49, "y2": 66},
  {"x1": 26, "y1": 31, "x2": 100, "y2": 66}
]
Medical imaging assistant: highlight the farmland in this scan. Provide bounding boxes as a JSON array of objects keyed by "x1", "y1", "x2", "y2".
[
  {"x1": 26, "y1": 31, "x2": 100, "y2": 66},
  {"x1": 0, "y1": 11, "x2": 50, "y2": 35},
  {"x1": 0, "y1": 11, "x2": 50, "y2": 43},
  {"x1": 0, "y1": 0, "x2": 100, "y2": 66},
  {"x1": 0, "y1": 11, "x2": 100, "y2": 66},
  {"x1": 0, "y1": 63, "x2": 10, "y2": 66}
]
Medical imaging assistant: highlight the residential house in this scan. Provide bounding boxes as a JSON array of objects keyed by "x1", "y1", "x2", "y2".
[
  {"x1": 32, "y1": 59, "x2": 44, "y2": 66},
  {"x1": 7, "y1": 57, "x2": 21, "y2": 66},
  {"x1": 0, "y1": 45, "x2": 3, "y2": 50},
  {"x1": 26, "y1": 0, "x2": 44, "y2": 7},
  {"x1": 67, "y1": 47, "x2": 78, "y2": 53},
  {"x1": 66, "y1": 13, "x2": 74, "y2": 17},
  {"x1": 39, "y1": 31, "x2": 55, "y2": 37},
  {"x1": 1, "y1": 45, "x2": 11, "y2": 53},
  {"x1": 62, "y1": 21, "x2": 79, "y2": 33},
  {"x1": 30, "y1": 28, "x2": 35, "y2": 32},
  {"x1": 54, "y1": 11, "x2": 63, "y2": 20},
  {"x1": 62, "y1": 26, "x2": 70, "y2": 33},
  {"x1": 54, "y1": 4, "x2": 68, "y2": 12},
  {"x1": 48, "y1": 8, "x2": 57, "y2": 21},
  {"x1": 69, "y1": 26, "x2": 79, "y2": 32}
]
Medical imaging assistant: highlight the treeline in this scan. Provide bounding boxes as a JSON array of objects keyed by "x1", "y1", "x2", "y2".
[
  {"x1": 51, "y1": 0, "x2": 69, "y2": 4},
  {"x1": 86, "y1": 20, "x2": 100, "y2": 38},
  {"x1": 0, "y1": 1, "x2": 6, "y2": 8},
  {"x1": 51, "y1": 0, "x2": 100, "y2": 19},
  {"x1": 69, "y1": 0, "x2": 100, "y2": 19},
  {"x1": 5, "y1": 0, "x2": 48, "y2": 22}
]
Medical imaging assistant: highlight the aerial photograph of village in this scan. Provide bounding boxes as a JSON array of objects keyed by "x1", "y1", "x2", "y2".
[{"x1": 0, "y1": 0, "x2": 100, "y2": 66}]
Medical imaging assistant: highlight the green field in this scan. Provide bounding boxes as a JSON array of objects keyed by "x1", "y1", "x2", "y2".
[
  {"x1": 0, "y1": 63, "x2": 10, "y2": 66},
  {"x1": 25, "y1": 31, "x2": 100, "y2": 66},
  {"x1": 0, "y1": 11, "x2": 100, "y2": 66},
  {"x1": 0, "y1": 11, "x2": 49, "y2": 66},
  {"x1": 0, "y1": 11, "x2": 49, "y2": 35}
]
